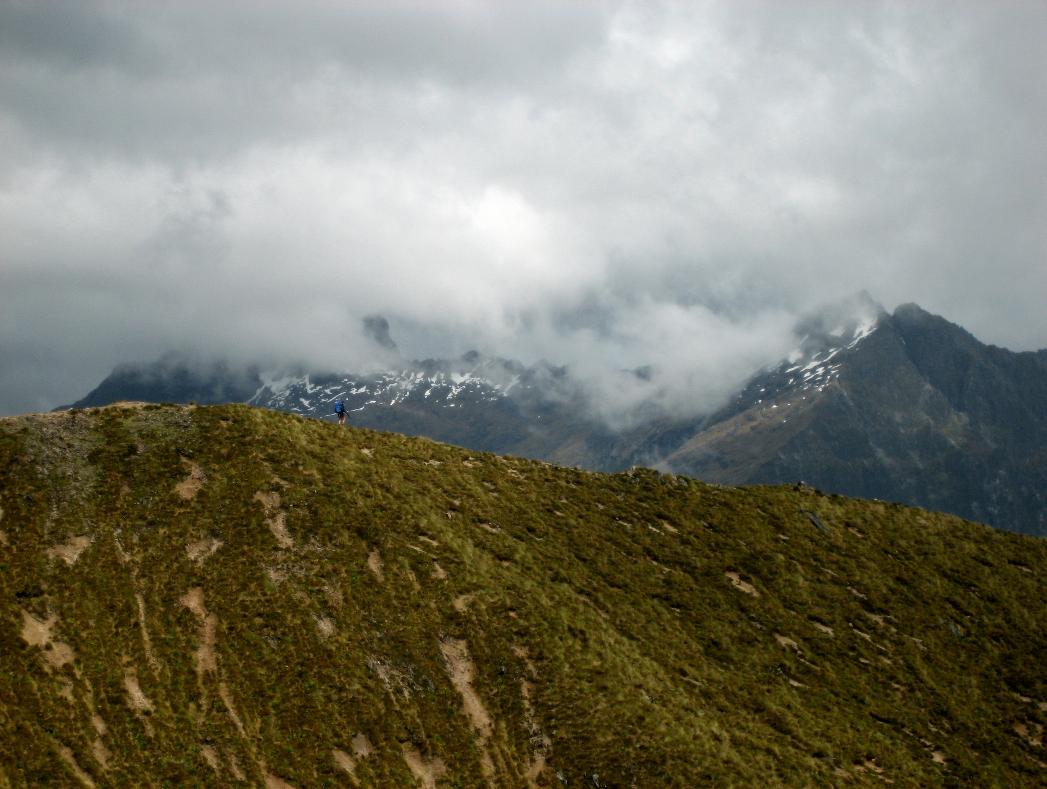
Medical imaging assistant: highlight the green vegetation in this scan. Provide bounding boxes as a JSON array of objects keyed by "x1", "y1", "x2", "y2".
[{"x1": 1, "y1": 403, "x2": 1045, "y2": 787}]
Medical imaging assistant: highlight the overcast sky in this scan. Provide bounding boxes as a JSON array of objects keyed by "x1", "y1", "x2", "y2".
[{"x1": 2, "y1": 0, "x2": 1045, "y2": 417}]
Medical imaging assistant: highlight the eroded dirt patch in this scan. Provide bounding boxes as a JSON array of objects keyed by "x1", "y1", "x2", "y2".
[
  {"x1": 47, "y1": 535, "x2": 92, "y2": 565},
  {"x1": 21, "y1": 611, "x2": 76, "y2": 669},
  {"x1": 440, "y1": 637, "x2": 492, "y2": 736},
  {"x1": 201, "y1": 745, "x2": 220, "y2": 773},
  {"x1": 57, "y1": 742, "x2": 96, "y2": 787},
  {"x1": 775, "y1": 634, "x2": 801, "y2": 652},
  {"x1": 725, "y1": 571, "x2": 760, "y2": 597},
  {"x1": 227, "y1": 752, "x2": 247, "y2": 781},
  {"x1": 186, "y1": 537, "x2": 223, "y2": 563},
  {"x1": 333, "y1": 736, "x2": 373, "y2": 783},
  {"x1": 367, "y1": 550, "x2": 385, "y2": 581},
  {"x1": 123, "y1": 666, "x2": 153, "y2": 712},
  {"x1": 175, "y1": 460, "x2": 205, "y2": 499},
  {"x1": 453, "y1": 593, "x2": 475, "y2": 613},
  {"x1": 219, "y1": 682, "x2": 247, "y2": 737},
  {"x1": 440, "y1": 636, "x2": 496, "y2": 777},
  {"x1": 332, "y1": 749, "x2": 358, "y2": 780},
  {"x1": 254, "y1": 491, "x2": 293, "y2": 549},
  {"x1": 367, "y1": 656, "x2": 413, "y2": 700},
  {"x1": 1014, "y1": 721, "x2": 1045, "y2": 748},
  {"x1": 135, "y1": 591, "x2": 161, "y2": 675},
  {"x1": 92, "y1": 736, "x2": 112, "y2": 770},
  {"x1": 264, "y1": 772, "x2": 297, "y2": 789},
  {"x1": 181, "y1": 587, "x2": 217, "y2": 675},
  {"x1": 513, "y1": 644, "x2": 552, "y2": 787},
  {"x1": 315, "y1": 616, "x2": 335, "y2": 638},
  {"x1": 352, "y1": 732, "x2": 374, "y2": 759},
  {"x1": 401, "y1": 743, "x2": 447, "y2": 789}
]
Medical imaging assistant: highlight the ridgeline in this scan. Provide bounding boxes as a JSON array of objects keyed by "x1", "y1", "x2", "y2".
[{"x1": 1, "y1": 404, "x2": 1045, "y2": 787}]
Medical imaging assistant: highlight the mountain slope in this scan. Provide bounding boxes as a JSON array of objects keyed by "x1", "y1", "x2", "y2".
[
  {"x1": 2, "y1": 404, "x2": 1046, "y2": 786},
  {"x1": 673, "y1": 303, "x2": 1047, "y2": 535}
]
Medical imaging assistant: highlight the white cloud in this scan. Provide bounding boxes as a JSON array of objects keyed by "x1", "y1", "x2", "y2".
[{"x1": 2, "y1": 0, "x2": 1045, "y2": 415}]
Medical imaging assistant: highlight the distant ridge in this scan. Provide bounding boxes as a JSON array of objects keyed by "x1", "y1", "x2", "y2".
[{"x1": 65, "y1": 298, "x2": 1047, "y2": 535}]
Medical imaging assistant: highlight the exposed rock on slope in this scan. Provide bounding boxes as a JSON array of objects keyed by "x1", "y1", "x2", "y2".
[{"x1": 2, "y1": 404, "x2": 1046, "y2": 786}]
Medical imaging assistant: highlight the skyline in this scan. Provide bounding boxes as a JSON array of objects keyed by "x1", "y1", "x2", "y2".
[{"x1": 2, "y1": 1, "x2": 1045, "y2": 415}]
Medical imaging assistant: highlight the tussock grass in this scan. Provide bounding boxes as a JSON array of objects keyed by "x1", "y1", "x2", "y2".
[{"x1": 1, "y1": 403, "x2": 1045, "y2": 787}]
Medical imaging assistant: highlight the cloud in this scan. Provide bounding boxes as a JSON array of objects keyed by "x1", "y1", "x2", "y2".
[{"x1": 2, "y1": 0, "x2": 1045, "y2": 416}]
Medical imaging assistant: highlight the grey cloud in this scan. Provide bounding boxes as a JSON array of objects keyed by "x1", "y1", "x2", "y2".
[{"x1": 2, "y1": 0, "x2": 1045, "y2": 416}]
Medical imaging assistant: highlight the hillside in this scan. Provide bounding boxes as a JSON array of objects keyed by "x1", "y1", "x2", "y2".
[{"x1": 2, "y1": 404, "x2": 1046, "y2": 787}]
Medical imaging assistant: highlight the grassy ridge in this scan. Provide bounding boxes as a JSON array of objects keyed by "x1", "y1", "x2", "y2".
[{"x1": 1, "y1": 403, "x2": 1045, "y2": 787}]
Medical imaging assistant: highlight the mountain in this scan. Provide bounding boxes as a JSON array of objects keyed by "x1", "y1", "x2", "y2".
[
  {"x1": 3, "y1": 404, "x2": 1046, "y2": 786},
  {"x1": 668, "y1": 298, "x2": 1047, "y2": 536},
  {"x1": 68, "y1": 353, "x2": 264, "y2": 409},
  {"x1": 245, "y1": 353, "x2": 587, "y2": 458},
  {"x1": 65, "y1": 298, "x2": 1047, "y2": 535}
]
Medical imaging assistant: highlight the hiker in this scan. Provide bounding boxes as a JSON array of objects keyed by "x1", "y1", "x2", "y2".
[{"x1": 335, "y1": 400, "x2": 347, "y2": 426}]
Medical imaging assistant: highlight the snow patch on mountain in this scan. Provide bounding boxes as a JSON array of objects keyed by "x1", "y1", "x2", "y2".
[
  {"x1": 248, "y1": 355, "x2": 537, "y2": 421},
  {"x1": 727, "y1": 307, "x2": 883, "y2": 413}
]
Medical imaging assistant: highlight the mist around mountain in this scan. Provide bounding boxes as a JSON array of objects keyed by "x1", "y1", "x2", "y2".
[
  {"x1": 671, "y1": 299, "x2": 1047, "y2": 536},
  {"x1": 65, "y1": 297, "x2": 1047, "y2": 535},
  {"x1": 2, "y1": 404, "x2": 1045, "y2": 786}
]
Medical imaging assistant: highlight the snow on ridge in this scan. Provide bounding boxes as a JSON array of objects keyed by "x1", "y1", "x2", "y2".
[
  {"x1": 847, "y1": 316, "x2": 878, "y2": 348},
  {"x1": 249, "y1": 362, "x2": 516, "y2": 420}
]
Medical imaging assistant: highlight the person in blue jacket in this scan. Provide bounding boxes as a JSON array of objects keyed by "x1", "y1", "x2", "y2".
[{"x1": 335, "y1": 400, "x2": 346, "y2": 426}]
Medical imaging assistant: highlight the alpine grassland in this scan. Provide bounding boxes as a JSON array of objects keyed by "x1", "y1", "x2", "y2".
[{"x1": 1, "y1": 404, "x2": 1045, "y2": 787}]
